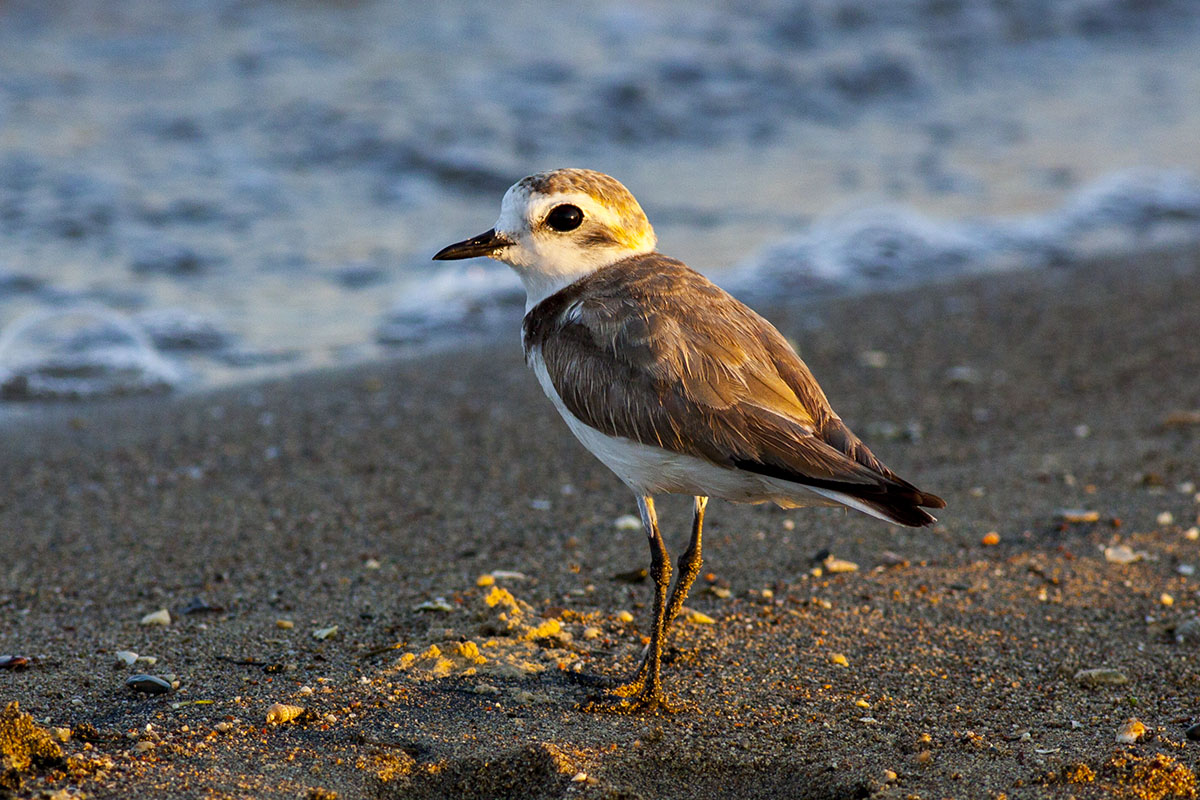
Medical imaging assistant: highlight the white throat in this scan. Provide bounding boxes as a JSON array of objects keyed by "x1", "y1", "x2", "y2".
[{"x1": 512, "y1": 258, "x2": 612, "y2": 310}]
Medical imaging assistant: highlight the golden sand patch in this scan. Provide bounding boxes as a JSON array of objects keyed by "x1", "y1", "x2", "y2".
[{"x1": 390, "y1": 584, "x2": 590, "y2": 681}]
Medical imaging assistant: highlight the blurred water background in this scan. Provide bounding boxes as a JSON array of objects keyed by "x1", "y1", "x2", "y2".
[{"x1": 1, "y1": 0, "x2": 1199, "y2": 405}]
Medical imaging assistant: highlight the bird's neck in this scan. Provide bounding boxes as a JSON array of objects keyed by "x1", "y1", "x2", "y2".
[{"x1": 516, "y1": 266, "x2": 598, "y2": 311}]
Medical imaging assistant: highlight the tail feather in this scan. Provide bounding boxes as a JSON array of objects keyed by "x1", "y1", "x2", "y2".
[{"x1": 734, "y1": 455, "x2": 945, "y2": 528}]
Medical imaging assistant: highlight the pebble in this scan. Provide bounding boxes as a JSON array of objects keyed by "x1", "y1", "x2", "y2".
[
  {"x1": 612, "y1": 567, "x2": 648, "y2": 584},
  {"x1": 139, "y1": 609, "x2": 171, "y2": 626},
  {"x1": 364, "y1": 558, "x2": 381, "y2": 570},
  {"x1": 1103, "y1": 545, "x2": 1144, "y2": 564},
  {"x1": 214, "y1": 722, "x2": 233, "y2": 733},
  {"x1": 1157, "y1": 511, "x2": 1175, "y2": 526},
  {"x1": 1174, "y1": 618, "x2": 1200, "y2": 645},
  {"x1": 830, "y1": 653, "x2": 849, "y2": 667},
  {"x1": 1178, "y1": 564, "x2": 1195, "y2": 576},
  {"x1": 276, "y1": 619, "x2": 294, "y2": 629},
  {"x1": 312, "y1": 626, "x2": 339, "y2": 640},
  {"x1": 582, "y1": 627, "x2": 601, "y2": 640},
  {"x1": 1074, "y1": 667, "x2": 1129, "y2": 687},
  {"x1": 476, "y1": 574, "x2": 495, "y2": 587},
  {"x1": 687, "y1": 610, "x2": 715, "y2": 625},
  {"x1": 414, "y1": 597, "x2": 453, "y2": 613},
  {"x1": 114, "y1": 651, "x2": 138, "y2": 667},
  {"x1": 1161, "y1": 593, "x2": 1174, "y2": 607},
  {"x1": 707, "y1": 586, "x2": 732, "y2": 599},
  {"x1": 823, "y1": 556, "x2": 859, "y2": 573},
  {"x1": 1187, "y1": 527, "x2": 1200, "y2": 541},
  {"x1": 1185, "y1": 723, "x2": 1200, "y2": 741},
  {"x1": 572, "y1": 772, "x2": 588, "y2": 783},
  {"x1": 1059, "y1": 509, "x2": 1100, "y2": 524},
  {"x1": 614, "y1": 514, "x2": 642, "y2": 531},
  {"x1": 981, "y1": 531, "x2": 1000, "y2": 546},
  {"x1": 473, "y1": 684, "x2": 501, "y2": 695},
  {"x1": 265, "y1": 703, "x2": 306, "y2": 724},
  {"x1": 126, "y1": 674, "x2": 172, "y2": 694},
  {"x1": 616, "y1": 611, "x2": 634, "y2": 624},
  {"x1": 490, "y1": 571, "x2": 528, "y2": 580},
  {"x1": 1115, "y1": 718, "x2": 1146, "y2": 744}
]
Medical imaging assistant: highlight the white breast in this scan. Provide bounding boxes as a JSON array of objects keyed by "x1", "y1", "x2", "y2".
[{"x1": 527, "y1": 347, "x2": 845, "y2": 509}]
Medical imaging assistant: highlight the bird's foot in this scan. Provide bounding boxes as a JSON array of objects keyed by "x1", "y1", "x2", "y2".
[
  {"x1": 577, "y1": 681, "x2": 677, "y2": 714},
  {"x1": 608, "y1": 672, "x2": 646, "y2": 698}
]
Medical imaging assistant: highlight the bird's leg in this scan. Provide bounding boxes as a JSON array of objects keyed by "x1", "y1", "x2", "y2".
[
  {"x1": 615, "y1": 496, "x2": 707, "y2": 693},
  {"x1": 581, "y1": 495, "x2": 674, "y2": 713},
  {"x1": 662, "y1": 496, "x2": 707, "y2": 638}
]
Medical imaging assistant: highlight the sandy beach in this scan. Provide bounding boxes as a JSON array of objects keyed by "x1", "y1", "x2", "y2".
[{"x1": 2, "y1": 246, "x2": 1199, "y2": 798}]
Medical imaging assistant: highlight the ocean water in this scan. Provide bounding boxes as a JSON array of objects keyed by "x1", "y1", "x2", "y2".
[{"x1": 1, "y1": 0, "x2": 1199, "y2": 402}]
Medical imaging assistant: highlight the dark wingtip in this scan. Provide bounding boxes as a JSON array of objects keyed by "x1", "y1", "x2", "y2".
[
  {"x1": 883, "y1": 503, "x2": 939, "y2": 528},
  {"x1": 919, "y1": 492, "x2": 947, "y2": 510}
]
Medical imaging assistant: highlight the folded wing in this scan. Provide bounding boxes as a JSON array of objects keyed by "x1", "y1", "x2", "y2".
[{"x1": 523, "y1": 254, "x2": 945, "y2": 526}]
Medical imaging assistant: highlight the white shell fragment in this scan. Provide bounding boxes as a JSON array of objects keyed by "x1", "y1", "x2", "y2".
[
  {"x1": 139, "y1": 609, "x2": 171, "y2": 626},
  {"x1": 1103, "y1": 545, "x2": 1146, "y2": 564},
  {"x1": 1115, "y1": 718, "x2": 1146, "y2": 744},
  {"x1": 1058, "y1": 509, "x2": 1100, "y2": 524},
  {"x1": 414, "y1": 597, "x2": 454, "y2": 613}
]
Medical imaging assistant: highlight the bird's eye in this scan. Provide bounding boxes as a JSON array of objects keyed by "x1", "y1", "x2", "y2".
[{"x1": 545, "y1": 204, "x2": 584, "y2": 232}]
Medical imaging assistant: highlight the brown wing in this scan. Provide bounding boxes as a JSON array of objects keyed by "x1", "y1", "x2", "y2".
[{"x1": 523, "y1": 254, "x2": 944, "y2": 525}]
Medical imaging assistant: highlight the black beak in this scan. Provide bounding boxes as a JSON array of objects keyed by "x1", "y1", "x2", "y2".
[{"x1": 432, "y1": 229, "x2": 511, "y2": 261}]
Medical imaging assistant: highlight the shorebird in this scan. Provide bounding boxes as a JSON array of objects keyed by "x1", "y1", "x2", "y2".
[{"x1": 434, "y1": 168, "x2": 944, "y2": 713}]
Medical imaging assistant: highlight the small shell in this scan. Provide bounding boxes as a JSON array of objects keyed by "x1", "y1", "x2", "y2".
[
  {"x1": 1115, "y1": 718, "x2": 1146, "y2": 744},
  {"x1": 265, "y1": 703, "x2": 306, "y2": 724}
]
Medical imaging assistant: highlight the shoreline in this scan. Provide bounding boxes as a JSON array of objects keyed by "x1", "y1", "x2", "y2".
[{"x1": 2, "y1": 247, "x2": 1199, "y2": 799}]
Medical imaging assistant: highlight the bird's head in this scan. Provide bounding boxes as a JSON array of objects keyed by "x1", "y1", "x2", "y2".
[{"x1": 433, "y1": 168, "x2": 657, "y2": 305}]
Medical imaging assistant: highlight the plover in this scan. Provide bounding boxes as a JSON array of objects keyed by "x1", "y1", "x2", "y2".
[{"x1": 434, "y1": 168, "x2": 944, "y2": 712}]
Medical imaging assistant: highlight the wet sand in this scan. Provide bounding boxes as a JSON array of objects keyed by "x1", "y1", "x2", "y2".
[{"x1": 2, "y1": 247, "x2": 1200, "y2": 799}]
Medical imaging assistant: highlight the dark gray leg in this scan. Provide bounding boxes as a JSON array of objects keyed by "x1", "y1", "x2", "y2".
[
  {"x1": 581, "y1": 495, "x2": 674, "y2": 713},
  {"x1": 662, "y1": 496, "x2": 707, "y2": 638}
]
